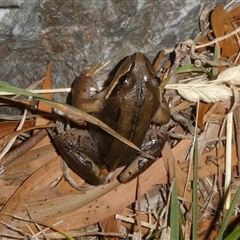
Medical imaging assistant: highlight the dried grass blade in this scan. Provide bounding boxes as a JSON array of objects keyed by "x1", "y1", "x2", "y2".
[
  {"x1": 224, "y1": 112, "x2": 233, "y2": 210},
  {"x1": 192, "y1": 134, "x2": 198, "y2": 240},
  {"x1": 25, "y1": 158, "x2": 169, "y2": 231},
  {"x1": 0, "y1": 80, "x2": 141, "y2": 153},
  {"x1": 0, "y1": 212, "x2": 74, "y2": 240}
]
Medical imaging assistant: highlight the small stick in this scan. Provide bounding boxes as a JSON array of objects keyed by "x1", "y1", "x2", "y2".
[
  {"x1": 195, "y1": 26, "x2": 240, "y2": 49},
  {"x1": 0, "y1": 87, "x2": 106, "y2": 96},
  {"x1": 1, "y1": 129, "x2": 48, "y2": 167}
]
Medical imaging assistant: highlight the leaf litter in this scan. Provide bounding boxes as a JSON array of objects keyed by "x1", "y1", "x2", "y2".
[{"x1": 0, "y1": 3, "x2": 240, "y2": 240}]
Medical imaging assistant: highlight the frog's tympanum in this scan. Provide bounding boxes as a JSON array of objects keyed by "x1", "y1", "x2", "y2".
[{"x1": 55, "y1": 52, "x2": 170, "y2": 186}]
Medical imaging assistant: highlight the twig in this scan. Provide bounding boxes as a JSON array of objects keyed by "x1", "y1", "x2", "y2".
[
  {"x1": 0, "y1": 88, "x2": 71, "y2": 95},
  {"x1": 137, "y1": 177, "x2": 142, "y2": 239},
  {"x1": 0, "y1": 87, "x2": 105, "y2": 95},
  {"x1": 115, "y1": 214, "x2": 161, "y2": 230},
  {"x1": 39, "y1": 231, "x2": 127, "y2": 238},
  {"x1": 0, "y1": 109, "x2": 28, "y2": 161},
  {"x1": 0, "y1": 129, "x2": 48, "y2": 167},
  {"x1": 194, "y1": 26, "x2": 240, "y2": 49}
]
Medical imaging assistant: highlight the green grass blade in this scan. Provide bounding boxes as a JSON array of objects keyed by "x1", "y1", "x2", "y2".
[
  {"x1": 174, "y1": 64, "x2": 208, "y2": 74},
  {"x1": 223, "y1": 226, "x2": 240, "y2": 240},
  {"x1": 216, "y1": 187, "x2": 240, "y2": 240},
  {"x1": 170, "y1": 179, "x2": 179, "y2": 240},
  {"x1": 212, "y1": 43, "x2": 221, "y2": 76},
  {"x1": 160, "y1": 64, "x2": 215, "y2": 90},
  {"x1": 0, "y1": 80, "x2": 142, "y2": 153}
]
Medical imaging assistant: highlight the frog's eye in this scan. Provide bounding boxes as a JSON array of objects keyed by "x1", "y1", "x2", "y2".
[
  {"x1": 155, "y1": 76, "x2": 161, "y2": 86},
  {"x1": 119, "y1": 75, "x2": 129, "y2": 85}
]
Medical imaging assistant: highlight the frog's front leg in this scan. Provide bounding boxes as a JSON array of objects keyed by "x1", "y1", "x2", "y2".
[
  {"x1": 72, "y1": 64, "x2": 107, "y2": 113},
  {"x1": 118, "y1": 130, "x2": 168, "y2": 183},
  {"x1": 54, "y1": 129, "x2": 105, "y2": 186}
]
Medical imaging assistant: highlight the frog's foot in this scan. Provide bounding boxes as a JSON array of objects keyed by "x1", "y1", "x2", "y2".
[
  {"x1": 75, "y1": 61, "x2": 109, "y2": 95},
  {"x1": 141, "y1": 130, "x2": 168, "y2": 157},
  {"x1": 54, "y1": 129, "x2": 105, "y2": 186},
  {"x1": 118, "y1": 156, "x2": 154, "y2": 183},
  {"x1": 118, "y1": 131, "x2": 168, "y2": 184},
  {"x1": 83, "y1": 61, "x2": 109, "y2": 79}
]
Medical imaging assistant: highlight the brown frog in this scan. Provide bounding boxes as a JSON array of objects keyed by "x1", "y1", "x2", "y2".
[{"x1": 54, "y1": 52, "x2": 170, "y2": 186}]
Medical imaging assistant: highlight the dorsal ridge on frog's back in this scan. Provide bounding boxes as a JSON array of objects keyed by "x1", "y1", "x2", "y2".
[
  {"x1": 131, "y1": 54, "x2": 150, "y2": 108},
  {"x1": 96, "y1": 53, "x2": 162, "y2": 165}
]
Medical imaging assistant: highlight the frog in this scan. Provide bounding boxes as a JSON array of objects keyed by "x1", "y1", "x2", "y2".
[{"x1": 54, "y1": 52, "x2": 170, "y2": 186}]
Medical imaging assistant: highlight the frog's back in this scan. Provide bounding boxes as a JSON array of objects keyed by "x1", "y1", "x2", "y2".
[
  {"x1": 91, "y1": 88, "x2": 159, "y2": 170},
  {"x1": 90, "y1": 52, "x2": 161, "y2": 171}
]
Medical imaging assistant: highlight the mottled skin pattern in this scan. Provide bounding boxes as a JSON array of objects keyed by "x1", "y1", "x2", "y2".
[{"x1": 55, "y1": 52, "x2": 170, "y2": 185}]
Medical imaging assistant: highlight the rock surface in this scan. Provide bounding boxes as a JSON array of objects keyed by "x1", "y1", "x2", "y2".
[{"x1": 0, "y1": 0, "x2": 234, "y2": 111}]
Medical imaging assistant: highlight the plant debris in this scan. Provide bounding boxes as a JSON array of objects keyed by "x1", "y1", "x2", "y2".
[{"x1": 1, "y1": 3, "x2": 240, "y2": 240}]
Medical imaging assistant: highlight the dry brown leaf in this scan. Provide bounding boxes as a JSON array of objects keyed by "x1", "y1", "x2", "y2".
[
  {"x1": 100, "y1": 216, "x2": 121, "y2": 240},
  {"x1": 197, "y1": 102, "x2": 213, "y2": 128},
  {"x1": 162, "y1": 141, "x2": 192, "y2": 208},
  {"x1": 5, "y1": 144, "x2": 55, "y2": 170},
  {"x1": 0, "y1": 120, "x2": 35, "y2": 138},
  {"x1": 21, "y1": 142, "x2": 186, "y2": 231},
  {"x1": 197, "y1": 100, "x2": 231, "y2": 128},
  {"x1": 198, "y1": 215, "x2": 240, "y2": 240},
  {"x1": 153, "y1": 50, "x2": 165, "y2": 71},
  {"x1": 227, "y1": 5, "x2": 240, "y2": 23},
  {"x1": 55, "y1": 167, "x2": 86, "y2": 190},
  {"x1": 0, "y1": 155, "x2": 62, "y2": 233},
  {"x1": 211, "y1": 5, "x2": 239, "y2": 60},
  {"x1": 2, "y1": 145, "x2": 58, "y2": 184},
  {"x1": 196, "y1": 33, "x2": 213, "y2": 52},
  {"x1": 0, "y1": 123, "x2": 54, "y2": 154},
  {"x1": 28, "y1": 187, "x2": 81, "y2": 203},
  {"x1": 33, "y1": 62, "x2": 53, "y2": 148},
  {"x1": 36, "y1": 62, "x2": 52, "y2": 115},
  {"x1": 198, "y1": 122, "x2": 223, "y2": 155},
  {"x1": 0, "y1": 136, "x2": 237, "y2": 233},
  {"x1": 25, "y1": 180, "x2": 120, "y2": 229},
  {"x1": 170, "y1": 100, "x2": 193, "y2": 114},
  {"x1": 199, "y1": 6, "x2": 213, "y2": 34},
  {"x1": 1, "y1": 129, "x2": 49, "y2": 167},
  {"x1": 200, "y1": 100, "x2": 231, "y2": 125},
  {"x1": 173, "y1": 138, "x2": 193, "y2": 163},
  {"x1": 180, "y1": 144, "x2": 238, "y2": 179},
  {"x1": 0, "y1": 186, "x2": 18, "y2": 204}
]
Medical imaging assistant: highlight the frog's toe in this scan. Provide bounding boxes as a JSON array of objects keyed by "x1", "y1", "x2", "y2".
[{"x1": 118, "y1": 157, "x2": 154, "y2": 183}]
